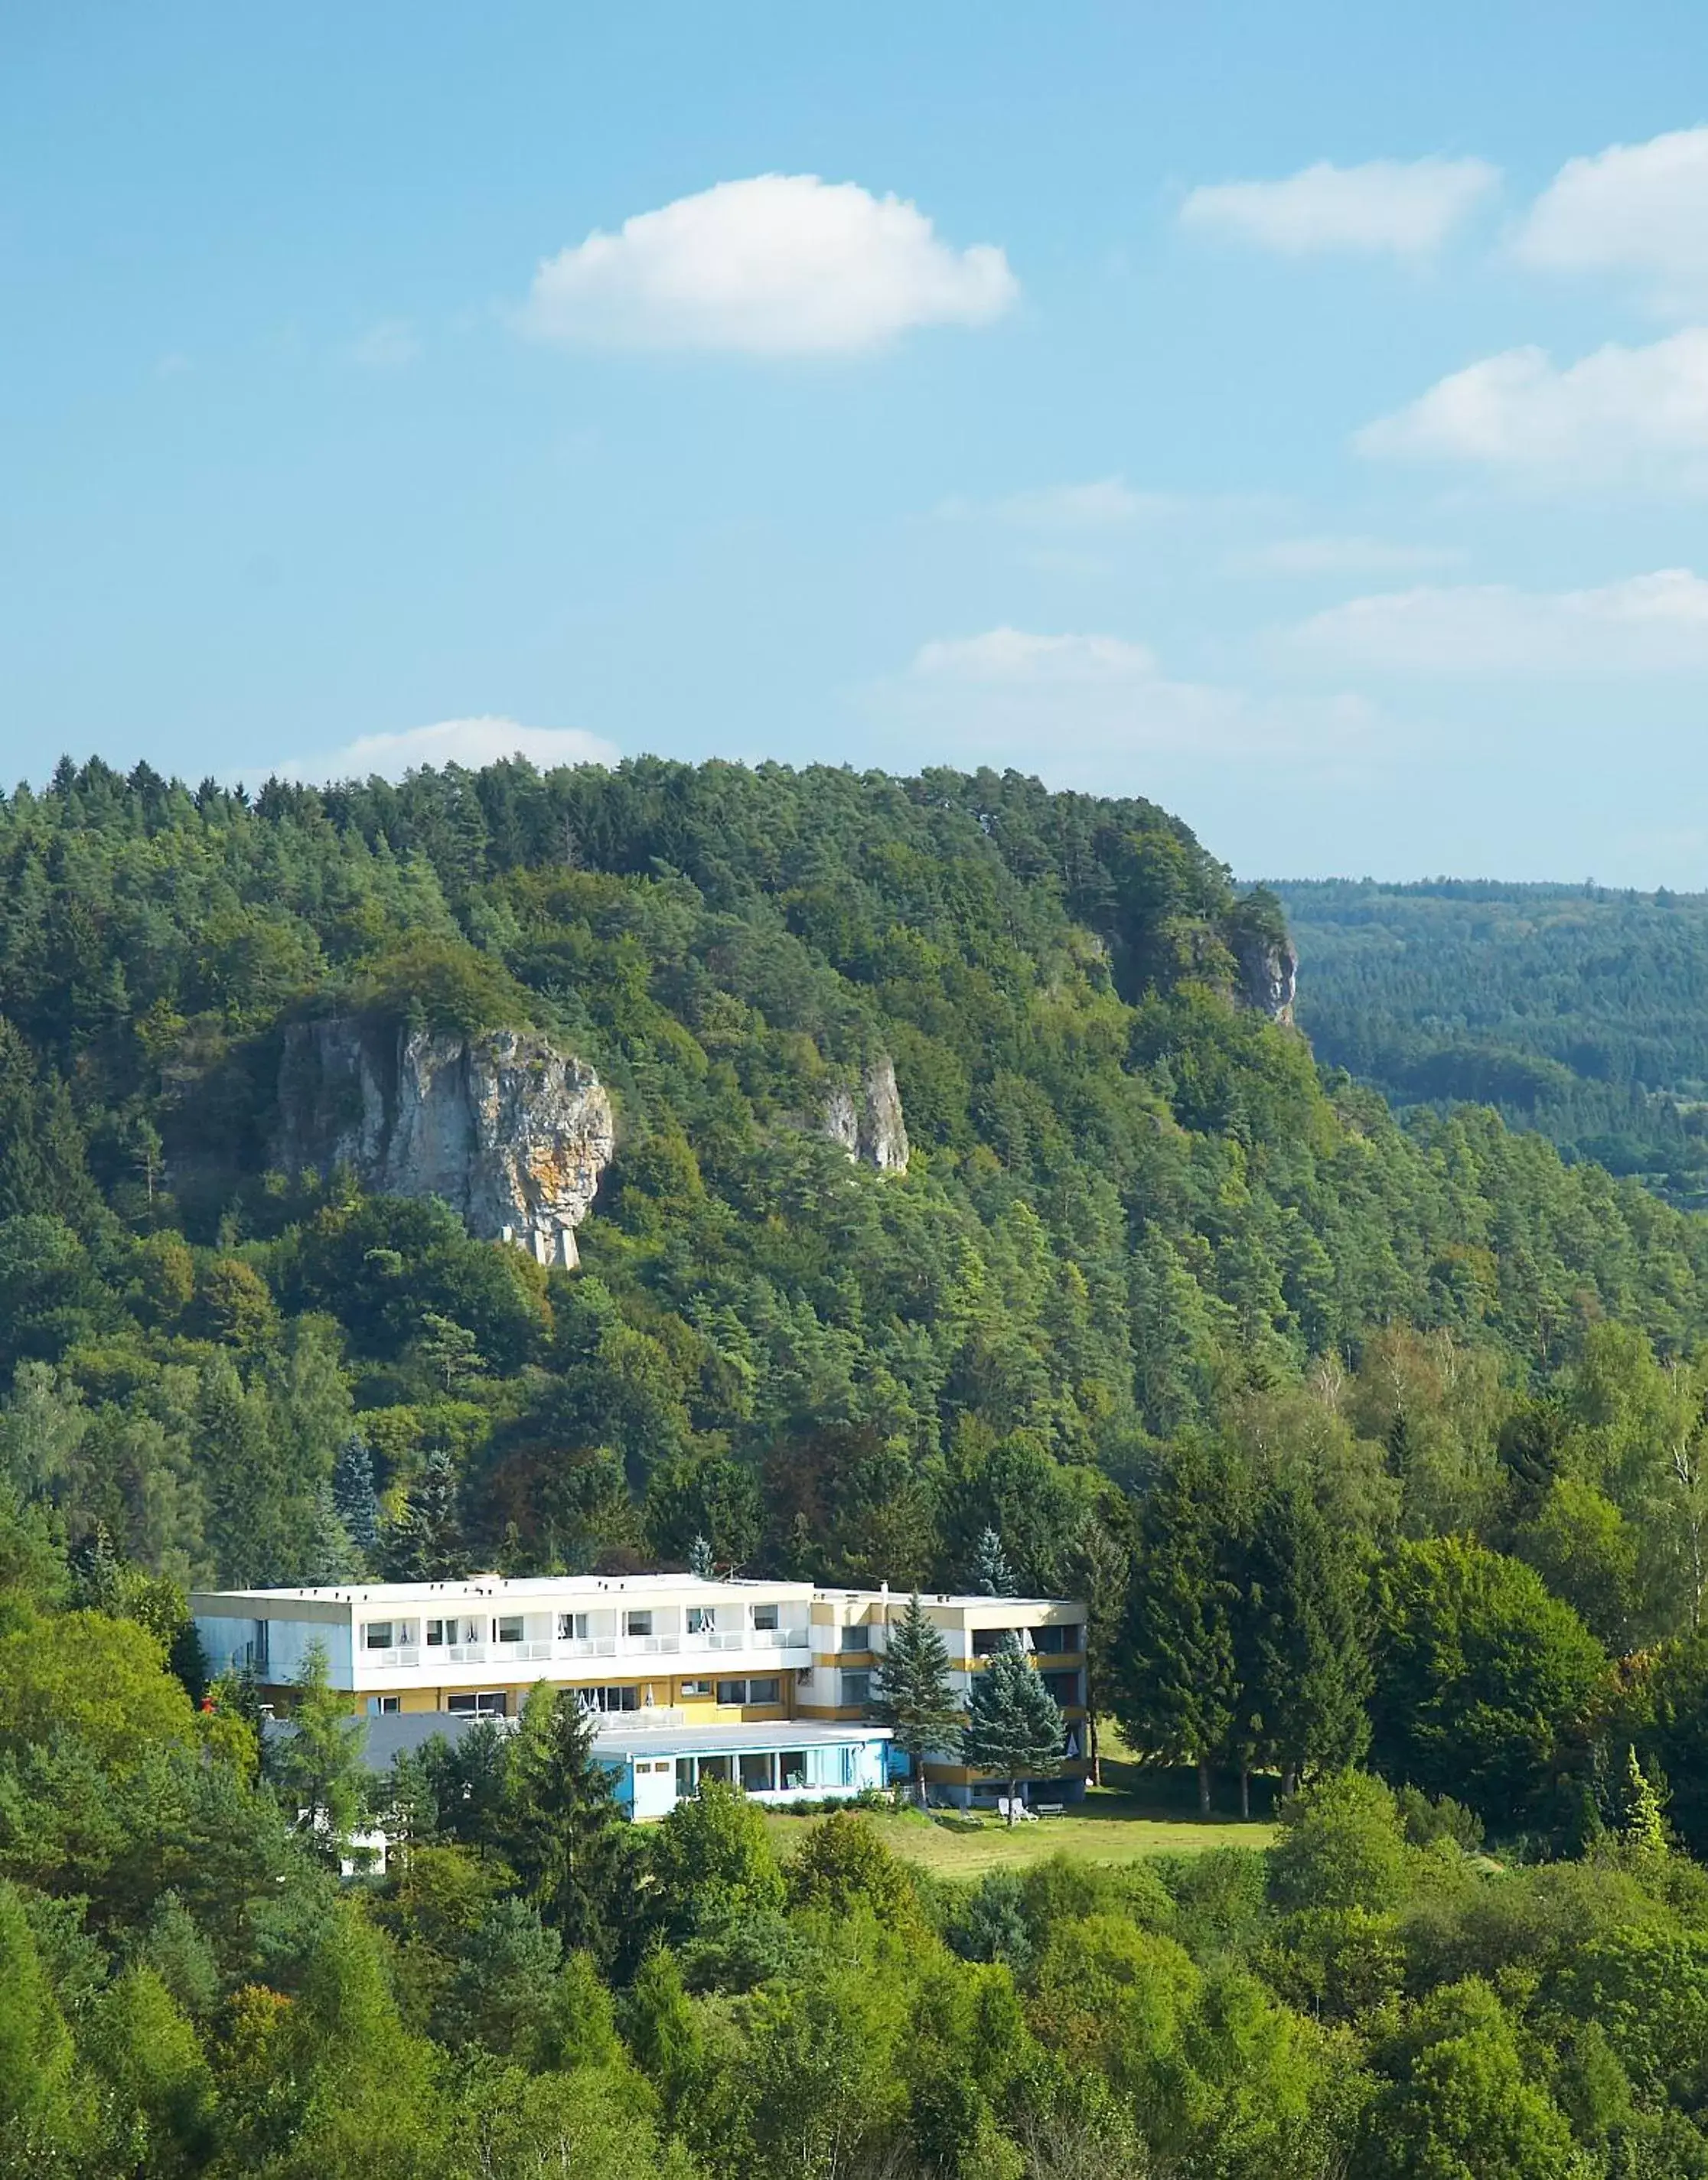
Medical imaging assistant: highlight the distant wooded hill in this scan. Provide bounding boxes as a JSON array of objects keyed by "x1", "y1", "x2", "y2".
[{"x1": 1270, "y1": 878, "x2": 1708, "y2": 1207}]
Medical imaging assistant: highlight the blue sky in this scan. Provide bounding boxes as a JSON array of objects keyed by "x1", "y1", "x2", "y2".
[{"x1": 8, "y1": 3, "x2": 1708, "y2": 883}]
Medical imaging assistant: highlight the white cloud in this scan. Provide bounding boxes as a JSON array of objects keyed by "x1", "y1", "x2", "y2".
[
  {"x1": 350, "y1": 319, "x2": 421, "y2": 368},
  {"x1": 261, "y1": 717, "x2": 618, "y2": 785},
  {"x1": 1230, "y1": 534, "x2": 1462, "y2": 577},
  {"x1": 889, "y1": 626, "x2": 1374, "y2": 763},
  {"x1": 520, "y1": 174, "x2": 1017, "y2": 355},
  {"x1": 988, "y1": 477, "x2": 1156, "y2": 527},
  {"x1": 1515, "y1": 126, "x2": 1708, "y2": 311},
  {"x1": 1181, "y1": 155, "x2": 1498, "y2": 256},
  {"x1": 1357, "y1": 328, "x2": 1708, "y2": 475},
  {"x1": 1292, "y1": 569, "x2": 1708, "y2": 673}
]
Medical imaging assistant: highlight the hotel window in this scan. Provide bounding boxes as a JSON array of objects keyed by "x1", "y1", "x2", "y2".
[
  {"x1": 367, "y1": 1695, "x2": 400, "y2": 1716},
  {"x1": 583, "y1": 1685, "x2": 639, "y2": 1713},
  {"x1": 557, "y1": 1612, "x2": 589, "y2": 1641},
  {"x1": 494, "y1": 1616, "x2": 524, "y2": 1645},
  {"x1": 447, "y1": 1692, "x2": 507, "y2": 1716},
  {"x1": 839, "y1": 1624, "x2": 869, "y2": 1652},
  {"x1": 779, "y1": 1750, "x2": 809, "y2": 1791},
  {"x1": 680, "y1": 1679, "x2": 712, "y2": 1698},
  {"x1": 715, "y1": 1678, "x2": 747, "y2": 1706},
  {"x1": 363, "y1": 1621, "x2": 395, "y2": 1650},
  {"x1": 972, "y1": 1628, "x2": 1021, "y2": 1657},
  {"x1": 751, "y1": 1602, "x2": 779, "y2": 1632},
  {"x1": 425, "y1": 1618, "x2": 446, "y2": 1647},
  {"x1": 1032, "y1": 1624, "x2": 1083, "y2": 1655},
  {"x1": 747, "y1": 1677, "x2": 781, "y2": 1704},
  {"x1": 840, "y1": 1670, "x2": 872, "y2": 1706},
  {"x1": 698, "y1": 1754, "x2": 734, "y2": 1784},
  {"x1": 624, "y1": 1609, "x2": 653, "y2": 1637},
  {"x1": 676, "y1": 1757, "x2": 696, "y2": 1797},
  {"x1": 739, "y1": 1751, "x2": 774, "y2": 1793},
  {"x1": 1041, "y1": 1670, "x2": 1082, "y2": 1708},
  {"x1": 686, "y1": 1605, "x2": 715, "y2": 1634}
]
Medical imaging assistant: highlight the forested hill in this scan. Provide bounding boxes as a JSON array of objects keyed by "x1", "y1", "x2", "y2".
[
  {"x1": 1273, "y1": 877, "x2": 1708, "y2": 1207},
  {"x1": 5, "y1": 754, "x2": 1708, "y2": 1601}
]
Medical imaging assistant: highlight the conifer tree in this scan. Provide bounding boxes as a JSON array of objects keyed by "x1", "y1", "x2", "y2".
[
  {"x1": 1065, "y1": 1507, "x2": 1132, "y2": 1787},
  {"x1": 384, "y1": 1448, "x2": 466, "y2": 1582},
  {"x1": 1242, "y1": 1478, "x2": 1371, "y2": 1797},
  {"x1": 1621, "y1": 1744, "x2": 1667, "y2": 1858},
  {"x1": 268, "y1": 1639, "x2": 371, "y2": 1868},
  {"x1": 970, "y1": 1525, "x2": 1017, "y2": 1598},
  {"x1": 871, "y1": 1592, "x2": 963, "y2": 1803},
  {"x1": 962, "y1": 1636, "x2": 1064, "y2": 1823},
  {"x1": 1116, "y1": 1463, "x2": 1238, "y2": 1816},
  {"x1": 331, "y1": 1432, "x2": 380, "y2": 1564},
  {"x1": 688, "y1": 1532, "x2": 715, "y2": 1579},
  {"x1": 497, "y1": 1685, "x2": 631, "y2": 1967}
]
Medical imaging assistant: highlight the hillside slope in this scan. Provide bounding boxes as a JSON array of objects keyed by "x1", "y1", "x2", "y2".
[{"x1": 2, "y1": 756, "x2": 1707, "y2": 1594}]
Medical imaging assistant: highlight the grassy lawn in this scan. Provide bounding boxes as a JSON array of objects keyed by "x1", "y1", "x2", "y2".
[{"x1": 763, "y1": 1789, "x2": 1275, "y2": 1878}]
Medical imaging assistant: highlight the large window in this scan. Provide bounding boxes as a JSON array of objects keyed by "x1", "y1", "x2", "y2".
[
  {"x1": 1041, "y1": 1670, "x2": 1082, "y2": 1708},
  {"x1": 680, "y1": 1679, "x2": 711, "y2": 1698},
  {"x1": 624, "y1": 1609, "x2": 653, "y2": 1637},
  {"x1": 1032, "y1": 1624, "x2": 1083, "y2": 1655},
  {"x1": 715, "y1": 1678, "x2": 747, "y2": 1706},
  {"x1": 581, "y1": 1685, "x2": 640, "y2": 1713},
  {"x1": 839, "y1": 1624, "x2": 870, "y2": 1652},
  {"x1": 447, "y1": 1692, "x2": 507, "y2": 1716},
  {"x1": 972, "y1": 1628, "x2": 1022, "y2": 1657},
  {"x1": 841, "y1": 1670, "x2": 872, "y2": 1707},
  {"x1": 687, "y1": 1605, "x2": 716, "y2": 1635},
  {"x1": 363, "y1": 1621, "x2": 396, "y2": 1650},
  {"x1": 739, "y1": 1751, "x2": 774, "y2": 1793},
  {"x1": 778, "y1": 1749, "x2": 809, "y2": 1791},
  {"x1": 751, "y1": 1602, "x2": 779, "y2": 1632},
  {"x1": 557, "y1": 1612, "x2": 588, "y2": 1641},
  {"x1": 494, "y1": 1616, "x2": 524, "y2": 1645},
  {"x1": 748, "y1": 1677, "x2": 781, "y2": 1704}
]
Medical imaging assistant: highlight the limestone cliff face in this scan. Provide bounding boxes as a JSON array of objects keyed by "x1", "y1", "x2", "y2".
[
  {"x1": 822, "y1": 1056, "x2": 909, "y2": 1173},
  {"x1": 1231, "y1": 931, "x2": 1298, "y2": 1027},
  {"x1": 275, "y1": 1020, "x2": 614, "y2": 1266}
]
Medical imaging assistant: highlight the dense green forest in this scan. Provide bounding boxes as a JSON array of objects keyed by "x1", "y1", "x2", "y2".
[
  {"x1": 13, "y1": 755, "x2": 1708, "y2": 2172},
  {"x1": 1274, "y1": 878, "x2": 1708, "y2": 1207}
]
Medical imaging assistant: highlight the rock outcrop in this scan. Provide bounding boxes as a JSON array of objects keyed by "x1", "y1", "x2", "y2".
[
  {"x1": 1231, "y1": 930, "x2": 1298, "y2": 1027},
  {"x1": 822, "y1": 1057, "x2": 909, "y2": 1173},
  {"x1": 275, "y1": 1019, "x2": 614, "y2": 1266}
]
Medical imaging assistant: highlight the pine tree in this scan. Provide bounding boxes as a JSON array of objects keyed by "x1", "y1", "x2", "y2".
[
  {"x1": 688, "y1": 1532, "x2": 715, "y2": 1579},
  {"x1": 1065, "y1": 1507, "x2": 1132, "y2": 1787},
  {"x1": 1620, "y1": 1744, "x2": 1667, "y2": 1858},
  {"x1": 384, "y1": 1448, "x2": 466, "y2": 1582},
  {"x1": 971, "y1": 1525, "x2": 1017, "y2": 1598},
  {"x1": 871, "y1": 1593, "x2": 963, "y2": 1804},
  {"x1": 305, "y1": 1481, "x2": 364, "y2": 1585},
  {"x1": 268, "y1": 1638, "x2": 371, "y2": 1868},
  {"x1": 1241, "y1": 1478, "x2": 1372, "y2": 1799},
  {"x1": 1116, "y1": 1462, "x2": 1239, "y2": 1816},
  {"x1": 497, "y1": 1685, "x2": 632, "y2": 1967},
  {"x1": 962, "y1": 1637, "x2": 1064, "y2": 1823},
  {"x1": 331, "y1": 1432, "x2": 380, "y2": 1564}
]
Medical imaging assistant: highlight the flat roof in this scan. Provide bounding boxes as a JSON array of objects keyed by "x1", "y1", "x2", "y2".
[{"x1": 192, "y1": 1572, "x2": 816, "y2": 1609}]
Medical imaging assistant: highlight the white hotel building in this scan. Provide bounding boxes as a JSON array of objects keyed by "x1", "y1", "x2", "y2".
[{"x1": 192, "y1": 1571, "x2": 1089, "y2": 1815}]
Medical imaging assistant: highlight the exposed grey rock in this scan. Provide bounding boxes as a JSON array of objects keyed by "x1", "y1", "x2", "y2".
[
  {"x1": 1231, "y1": 930, "x2": 1298, "y2": 1026},
  {"x1": 275, "y1": 1018, "x2": 614, "y2": 1266},
  {"x1": 822, "y1": 1056, "x2": 909, "y2": 1173}
]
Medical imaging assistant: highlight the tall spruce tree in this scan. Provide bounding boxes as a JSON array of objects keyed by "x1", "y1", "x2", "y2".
[
  {"x1": 971, "y1": 1525, "x2": 1018, "y2": 1598},
  {"x1": 1065, "y1": 1506, "x2": 1133, "y2": 1787},
  {"x1": 688, "y1": 1532, "x2": 715, "y2": 1579},
  {"x1": 1116, "y1": 1461, "x2": 1239, "y2": 1816},
  {"x1": 331, "y1": 1433, "x2": 380, "y2": 1566},
  {"x1": 384, "y1": 1448, "x2": 466, "y2": 1582},
  {"x1": 496, "y1": 1685, "x2": 631, "y2": 1967},
  {"x1": 962, "y1": 1636, "x2": 1065, "y2": 1823},
  {"x1": 1241, "y1": 1478, "x2": 1371, "y2": 1797},
  {"x1": 872, "y1": 1592, "x2": 963, "y2": 1804}
]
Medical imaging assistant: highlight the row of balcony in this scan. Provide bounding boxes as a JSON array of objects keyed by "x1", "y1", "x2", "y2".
[{"x1": 363, "y1": 1625, "x2": 813, "y2": 1672}]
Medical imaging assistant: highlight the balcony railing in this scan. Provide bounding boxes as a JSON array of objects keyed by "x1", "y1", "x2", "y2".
[{"x1": 361, "y1": 1624, "x2": 812, "y2": 1673}]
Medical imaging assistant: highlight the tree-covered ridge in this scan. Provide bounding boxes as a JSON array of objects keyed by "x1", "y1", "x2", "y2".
[
  {"x1": 5, "y1": 755, "x2": 1708, "y2": 1602},
  {"x1": 1273, "y1": 876, "x2": 1708, "y2": 1205}
]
